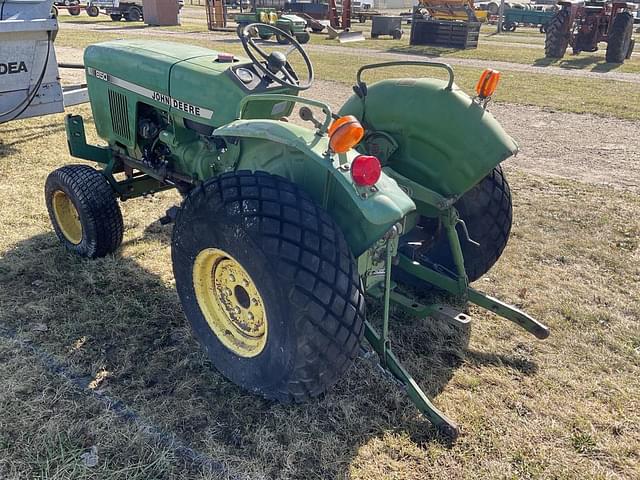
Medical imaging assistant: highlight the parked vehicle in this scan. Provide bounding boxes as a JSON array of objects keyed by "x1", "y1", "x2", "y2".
[
  {"x1": 54, "y1": 0, "x2": 81, "y2": 15},
  {"x1": 236, "y1": 6, "x2": 310, "y2": 43},
  {"x1": 502, "y1": 6, "x2": 556, "y2": 32},
  {"x1": 89, "y1": 0, "x2": 144, "y2": 21},
  {"x1": 88, "y1": 0, "x2": 183, "y2": 22},
  {"x1": 545, "y1": 0, "x2": 636, "y2": 63}
]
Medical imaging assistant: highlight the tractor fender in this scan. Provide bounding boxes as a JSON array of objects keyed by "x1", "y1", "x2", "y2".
[
  {"x1": 213, "y1": 119, "x2": 416, "y2": 256},
  {"x1": 339, "y1": 78, "x2": 519, "y2": 206}
]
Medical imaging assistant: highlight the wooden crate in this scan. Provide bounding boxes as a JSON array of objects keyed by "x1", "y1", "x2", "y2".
[{"x1": 410, "y1": 18, "x2": 480, "y2": 49}]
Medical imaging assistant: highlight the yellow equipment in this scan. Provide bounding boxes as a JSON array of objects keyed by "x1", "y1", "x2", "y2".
[{"x1": 416, "y1": 0, "x2": 488, "y2": 22}]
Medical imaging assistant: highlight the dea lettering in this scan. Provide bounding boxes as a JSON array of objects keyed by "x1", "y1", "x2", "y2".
[{"x1": 0, "y1": 61, "x2": 28, "y2": 75}]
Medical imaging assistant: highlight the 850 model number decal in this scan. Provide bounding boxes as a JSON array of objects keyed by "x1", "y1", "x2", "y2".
[{"x1": 87, "y1": 67, "x2": 214, "y2": 120}]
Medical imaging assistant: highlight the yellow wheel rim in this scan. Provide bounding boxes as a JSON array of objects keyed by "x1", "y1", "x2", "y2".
[
  {"x1": 52, "y1": 190, "x2": 83, "y2": 245},
  {"x1": 192, "y1": 248, "x2": 268, "y2": 358}
]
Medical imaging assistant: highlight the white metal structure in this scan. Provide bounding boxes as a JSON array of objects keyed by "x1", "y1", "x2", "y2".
[{"x1": 0, "y1": 0, "x2": 88, "y2": 125}]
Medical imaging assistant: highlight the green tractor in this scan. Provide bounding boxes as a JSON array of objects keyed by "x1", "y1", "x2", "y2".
[
  {"x1": 47, "y1": 25, "x2": 549, "y2": 437},
  {"x1": 235, "y1": 7, "x2": 310, "y2": 44}
]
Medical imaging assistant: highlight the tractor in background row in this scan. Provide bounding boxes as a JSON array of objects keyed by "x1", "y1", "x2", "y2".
[
  {"x1": 235, "y1": 5, "x2": 310, "y2": 43},
  {"x1": 545, "y1": 0, "x2": 636, "y2": 63}
]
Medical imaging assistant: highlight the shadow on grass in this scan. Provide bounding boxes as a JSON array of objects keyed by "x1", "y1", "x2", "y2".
[
  {"x1": 0, "y1": 231, "x2": 539, "y2": 477},
  {"x1": 388, "y1": 44, "x2": 459, "y2": 57},
  {"x1": 0, "y1": 124, "x2": 67, "y2": 157},
  {"x1": 60, "y1": 20, "x2": 149, "y2": 30},
  {"x1": 533, "y1": 54, "x2": 622, "y2": 72}
]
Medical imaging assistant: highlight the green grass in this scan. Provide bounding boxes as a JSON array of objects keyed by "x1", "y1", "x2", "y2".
[
  {"x1": 54, "y1": 27, "x2": 640, "y2": 120},
  {"x1": 308, "y1": 53, "x2": 640, "y2": 119},
  {"x1": 306, "y1": 31, "x2": 640, "y2": 75},
  {"x1": 56, "y1": 27, "x2": 640, "y2": 119},
  {"x1": 56, "y1": 13, "x2": 640, "y2": 74}
]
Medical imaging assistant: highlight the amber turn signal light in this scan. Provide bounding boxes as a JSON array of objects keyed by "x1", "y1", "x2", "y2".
[
  {"x1": 475, "y1": 69, "x2": 501, "y2": 99},
  {"x1": 328, "y1": 115, "x2": 365, "y2": 154}
]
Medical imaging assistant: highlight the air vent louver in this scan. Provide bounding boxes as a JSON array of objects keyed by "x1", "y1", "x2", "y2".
[{"x1": 108, "y1": 89, "x2": 131, "y2": 140}]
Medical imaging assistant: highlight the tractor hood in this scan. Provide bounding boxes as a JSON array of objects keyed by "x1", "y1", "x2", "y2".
[
  {"x1": 339, "y1": 78, "x2": 519, "y2": 199},
  {"x1": 84, "y1": 40, "x2": 293, "y2": 135}
]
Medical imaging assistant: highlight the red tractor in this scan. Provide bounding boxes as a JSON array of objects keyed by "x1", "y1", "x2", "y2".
[{"x1": 545, "y1": 0, "x2": 636, "y2": 63}]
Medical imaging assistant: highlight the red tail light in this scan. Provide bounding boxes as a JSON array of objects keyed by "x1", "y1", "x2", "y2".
[{"x1": 351, "y1": 155, "x2": 381, "y2": 187}]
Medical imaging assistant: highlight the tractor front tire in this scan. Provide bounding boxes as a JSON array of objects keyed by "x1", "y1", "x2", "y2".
[
  {"x1": 45, "y1": 165, "x2": 123, "y2": 259},
  {"x1": 296, "y1": 32, "x2": 310, "y2": 44},
  {"x1": 545, "y1": 8, "x2": 571, "y2": 58},
  {"x1": 276, "y1": 32, "x2": 290, "y2": 44},
  {"x1": 606, "y1": 11, "x2": 634, "y2": 63},
  {"x1": 172, "y1": 171, "x2": 365, "y2": 403},
  {"x1": 396, "y1": 166, "x2": 512, "y2": 285},
  {"x1": 110, "y1": 13, "x2": 122, "y2": 21}
]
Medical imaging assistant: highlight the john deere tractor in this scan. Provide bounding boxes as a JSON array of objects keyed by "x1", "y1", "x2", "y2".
[
  {"x1": 235, "y1": 7, "x2": 310, "y2": 43},
  {"x1": 46, "y1": 25, "x2": 549, "y2": 437}
]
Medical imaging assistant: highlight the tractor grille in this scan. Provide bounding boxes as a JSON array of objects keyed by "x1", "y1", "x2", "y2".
[{"x1": 108, "y1": 89, "x2": 131, "y2": 141}]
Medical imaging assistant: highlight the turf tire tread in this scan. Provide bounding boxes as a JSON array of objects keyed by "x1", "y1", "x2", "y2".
[{"x1": 45, "y1": 165, "x2": 123, "y2": 258}]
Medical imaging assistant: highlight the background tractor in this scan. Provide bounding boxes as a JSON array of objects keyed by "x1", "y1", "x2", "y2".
[
  {"x1": 545, "y1": 0, "x2": 636, "y2": 63},
  {"x1": 46, "y1": 25, "x2": 549, "y2": 437},
  {"x1": 235, "y1": 5, "x2": 310, "y2": 43}
]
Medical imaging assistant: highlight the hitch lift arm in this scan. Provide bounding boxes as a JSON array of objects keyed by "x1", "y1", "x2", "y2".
[{"x1": 362, "y1": 168, "x2": 549, "y2": 439}]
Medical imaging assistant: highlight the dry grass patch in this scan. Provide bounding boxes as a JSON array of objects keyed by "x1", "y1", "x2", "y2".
[{"x1": 0, "y1": 96, "x2": 638, "y2": 479}]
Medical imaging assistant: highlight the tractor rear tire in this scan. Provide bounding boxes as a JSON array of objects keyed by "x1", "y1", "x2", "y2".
[
  {"x1": 172, "y1": 171, "x2": 365, "y2": 403},
  {"x1": 606, "y1": 11, "x2": 634, "y2": 63},
  {"x1": 545, "y1": 8, "x2": 571, "y2": 58},
  {"x1": 124, "y1": 6, "x2": 142, "y2": 21},
  {"x1": 86, "y1": 5, "x2": 99, "y2": 17},
  {"x1": 110, "y1": 13, "x2": 122, "y2": 21},
  {"x1": 396, "y1": 166, "x2": 512, "y2": 285},
  {"x1": 45, "y1": 165, "x2": 124, "y2": 259}
]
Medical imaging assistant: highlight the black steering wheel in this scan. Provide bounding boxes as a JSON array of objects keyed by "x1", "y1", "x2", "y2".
[{"x1": 239, "y1": 23, "x2": 314, "y2": 91}]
